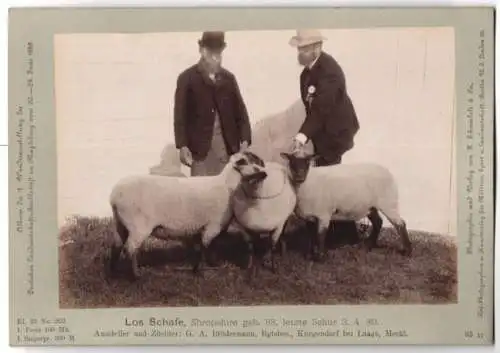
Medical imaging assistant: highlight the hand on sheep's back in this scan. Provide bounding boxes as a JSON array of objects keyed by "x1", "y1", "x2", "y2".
[
  {"x1": 179, "y1": 146, "x2": 193, "y2": 167},
  {"x1": 239, "y1": 140, "x2": 249, "y2": 152}
]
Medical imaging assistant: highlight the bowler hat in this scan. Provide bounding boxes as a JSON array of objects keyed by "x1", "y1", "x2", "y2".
[
  {"x1": 289, "y1": 29, "x2": 326, "y2": 47},
  {"x1": 198, "y1": 31, "x2": 226, "y2": 51}
]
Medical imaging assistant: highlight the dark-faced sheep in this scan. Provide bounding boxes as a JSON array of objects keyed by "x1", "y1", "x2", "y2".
[
  {"x1": 230, "y1": 151, "x2": 297, "y2": 278},
  {"x1": 280, "y1": 149, "x2": 412, "y2": 262},
  {"x1": 108, "y1": 151, "x2": 266, "y2": 280}
]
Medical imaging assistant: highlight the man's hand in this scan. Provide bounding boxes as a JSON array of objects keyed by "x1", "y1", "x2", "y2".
[
  {"x1": 179, "y1": 146, "x2": 193, "y2": 167},
  {"x1": 239, "y1": 140, "x2": 249, "y2": 151},
  {"x1": 292, "y1": 133, "x2": 308, "y2": 152}
]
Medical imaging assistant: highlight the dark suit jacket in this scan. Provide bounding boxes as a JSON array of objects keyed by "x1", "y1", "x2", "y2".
[
  {"x1": 299, "y1": 51, "x2": 360, "y2": 163},
  {"x1": 174, "y1": 62, "x2": 252, "y2": 159}
]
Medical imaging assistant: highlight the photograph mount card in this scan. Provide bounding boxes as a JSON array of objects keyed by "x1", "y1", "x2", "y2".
[{"x1": 8, "y1": 6, "x2": 495, "y2": 346}]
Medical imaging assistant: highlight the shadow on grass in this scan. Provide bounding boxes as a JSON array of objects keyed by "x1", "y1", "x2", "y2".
[
  {"x1": 59, "y1": 215, "x2": 457, "y2": 308},
  {"x1": 109, "y1": 219, "x2": 364, "y2": 276}
]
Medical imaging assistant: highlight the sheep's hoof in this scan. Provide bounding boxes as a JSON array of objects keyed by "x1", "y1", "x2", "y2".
[
  {"x1": 245, "y1": 266, "x2": 256, "y2": 284},
  {"x1": 192, "y1": 268, "x2": 205, "y2": 281},
  {"x1": 126, "y1": 270, "x2": 140, "y2": 282},
  {"x1": 363, "y1": 238, "x2": 380, "y2": 251},
  {"x1": 195, "y1": 272, "x2": 205, "y2": 280},
  {"x1": 192, "y1": 264, "x2": 201, "y2": 275},
  {"x1": 399, "y1": 247, "x2": 412, "y2": 257},
  {"x1": 206, "y1": 250, "x2": 221, "y2": 267},
  {"x1": 364, "y1": 243, "x2": 374, "y2": 252},
  {"x1": 271, "y1": 262, "x2": 277, "y2": 274},
  {"x1": 122, "y1": 260, "x2": 140, "y2": 281},
  {"x1": 305, "y1": 261, "x2": 314, "y2": 276},
  {"x1": 105, "y1": 260, "x2": 117, "y2": 279},
  {"x1": 206, "y1": 258, "x2": 221, "y2": 267},
  {"x1": 246, "y1": 255, "x2": 254, "y2": 270},
  {"x1": 346, "y1": 236, "x2": 361, "y2": 245},
  {"x1": 312, "y1": 252, "x2": 327, "y2": 263}
]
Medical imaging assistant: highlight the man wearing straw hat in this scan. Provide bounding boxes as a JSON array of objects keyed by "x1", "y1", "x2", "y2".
[
  {"x1": 174, "y1": 31, "x2": 252, "y2": 176},
  {"x1": 289, "y1": 29, "x2": 361, "y2": 247}
]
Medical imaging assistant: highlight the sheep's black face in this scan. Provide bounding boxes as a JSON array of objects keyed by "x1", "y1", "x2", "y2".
[
  {"x1": 245, "y1": 170, "x2": 268, "y2": 185},
  {"x1": 289, "y1": 157, "x2": 311, "y2": 183},
  {"x1": 242, "y1": 151, "x2": 265, "y2": 167},
  {"x1": 280, "y1": 152, "x2": 314, "y2": 184},
  {"x1": 233, "y1": 154, "x2": 268, "y2": 185}
]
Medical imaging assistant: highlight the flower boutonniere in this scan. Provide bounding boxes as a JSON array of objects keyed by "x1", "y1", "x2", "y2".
[{"x1": 306, "y1": 85, "x2": 316, "y2": 105}]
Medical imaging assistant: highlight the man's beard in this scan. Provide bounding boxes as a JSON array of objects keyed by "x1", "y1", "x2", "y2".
[
  {"x1": 203, "y1": 59, "x2": 221, "y2": 74},
  {"x1": 298, "y1": 52, "x2": 316, "y2": 66}
]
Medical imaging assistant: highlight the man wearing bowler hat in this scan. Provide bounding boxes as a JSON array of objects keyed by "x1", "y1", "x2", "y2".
[
  {"x1": 174, "y1": 31, "x2": 252, "y2": 176},
  {"x1": 289, "y1": 29, "x2": 361, "y2": 248}
]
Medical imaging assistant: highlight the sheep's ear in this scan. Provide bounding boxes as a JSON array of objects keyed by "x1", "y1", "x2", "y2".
[
  {"x1": 280, "y1": 152, "x2": 291, "y2": 160},
  {"x1": 310, "y1": 154, "x2": 321, "y2": 162},
  {"x1": 232, "y1": 163, "x2": 242, "y2": 172}
]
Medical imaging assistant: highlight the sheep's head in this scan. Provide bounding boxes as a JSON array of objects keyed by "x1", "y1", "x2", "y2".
[
  {"x1": 280, "y1": 149, "x2": 318, "y2": 184},
  {"x1": 230, "y1": 151, "x2": 268, "y2": 186}
]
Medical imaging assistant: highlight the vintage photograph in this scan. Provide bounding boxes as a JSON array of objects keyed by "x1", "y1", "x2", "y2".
[{"x1": 55, "y1": 28, "x2": 458, "y2": 309}]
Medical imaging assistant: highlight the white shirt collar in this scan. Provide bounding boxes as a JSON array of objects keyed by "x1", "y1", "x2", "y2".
[{"x1": 308, "y1": 54, "x2": 320, "y2": 69}]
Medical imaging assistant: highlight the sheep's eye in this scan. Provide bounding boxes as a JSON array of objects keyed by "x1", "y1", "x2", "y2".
[
  {"x1": 249, "y1": 154, "x2": 265, "y2": 167},
  {"x1": 243, "y1": 152, "x2": 262, "y2": 167}
]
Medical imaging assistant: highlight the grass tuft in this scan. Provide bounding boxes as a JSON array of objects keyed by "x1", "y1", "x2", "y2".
[{"x1": 59, "y1": 216, "x2": 457, "y2": 308}]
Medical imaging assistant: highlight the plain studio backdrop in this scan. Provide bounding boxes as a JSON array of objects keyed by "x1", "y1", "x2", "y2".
[{"x1": 54, "y1": 27, "x2": 456, "y2": 236}]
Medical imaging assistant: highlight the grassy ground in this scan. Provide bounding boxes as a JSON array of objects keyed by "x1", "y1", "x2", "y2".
[{"x1": 59, "y1": 216, "x2": 457, "y2": 308}]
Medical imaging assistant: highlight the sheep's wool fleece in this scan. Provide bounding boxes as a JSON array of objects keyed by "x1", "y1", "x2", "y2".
[
  {"x1": 110, "y1": 173, "x2": 234, "y2": 237},
  {"x1": 296, "y1": 163, "x2": 398, "y2": 220},
  {"x1": 233, "y1": 163, "x2": 297, "y2": 233}
]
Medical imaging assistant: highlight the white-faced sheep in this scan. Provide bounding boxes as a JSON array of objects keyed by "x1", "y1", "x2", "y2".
[
  {"x1": 108, "y1": 151, "x2": 265, "y2": 280},
  {"x1": 230, "y1": 150, "x2": 297, "y2": 277},
  {"x1": 280, "y1": 149, "x2": 412, "y2": 262}
]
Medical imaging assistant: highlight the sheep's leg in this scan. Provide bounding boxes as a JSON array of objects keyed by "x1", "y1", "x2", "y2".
[
  {"x1": 393, "y1": 220, "x2": 412, "y2": 256},
  {"x1": 110, "y1": 238, "x2": 125, "y2": 275},
  {"x1": 279, "y1": 217, "x2": 290, "y2": 258},
  {"x1": 380, "y1": 210, "x2": 412, "y2": 256},
  {"x1": 280, "y1": 237, "x2": 287, "y2": 258},
  {"x1": 191, "y1": 233, "x2": 204, "y2": 275},
  {"x1": 256, "y1": 236, "x2": 268, "y2": 278},
  {"x1": 243, "y1": 232, "x2": 262, "y2": 284},
  {"x1": 109, "y1": 246, "x2": 123, "y2": 277},
  {"x1": 196, "y1": 225, "x2": 223, "y2": 275},
  {"x1": 270, "y1": 224, "x2": 286, "y2": 274},
  {"x1": 314, "y1": 218, "x2": 330, "y2": 263},
  {"x1": 205, "y1": 229, "x2": 227, "y2": 267},
  {"x1": 123, "y1": 230, "x2": 149, "y2": 280},
  {"x1": 240, "y1": 229, "x2": 254, "y2": 270},
  {"x1": 109, "y1": 208, "x2": 130, "y2": 275},
  {"x1": 365, "y1": 207, "x2": 383, "y2": 251},
  {"x1": 304, "y1": 219, "x2": 318, "y2": 261}
]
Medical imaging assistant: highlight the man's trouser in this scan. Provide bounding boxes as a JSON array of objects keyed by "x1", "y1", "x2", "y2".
[{"x1": 190, "y1": 112, "x2": 230, "y2": 177}]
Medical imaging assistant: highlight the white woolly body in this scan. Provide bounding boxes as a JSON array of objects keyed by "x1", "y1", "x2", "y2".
[
  {"x1": 110, "y1": 174, "x2": 233, "y2": 239},
  {"x1": 232, "y1": 163, "x2": 297, "y2": 236},
  {"x1": 295, "y1": 163, "x2": 399, "y2": 223}
]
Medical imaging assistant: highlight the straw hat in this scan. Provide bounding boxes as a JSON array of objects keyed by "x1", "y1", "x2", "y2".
[{"x1": 289, "y1": 29, "x2": 326, "y2": 47}]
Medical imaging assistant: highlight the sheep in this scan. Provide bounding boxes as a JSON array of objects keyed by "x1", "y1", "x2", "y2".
[
  {"x1": 108, "y1": 151, "x2": 265, "y2": 280},
  {"x1": 280, "y1": 149, "x2": 412, "y2": 262},
  {"x1": 230, "y1": 150, "x2": 297, "y2": 277}
]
